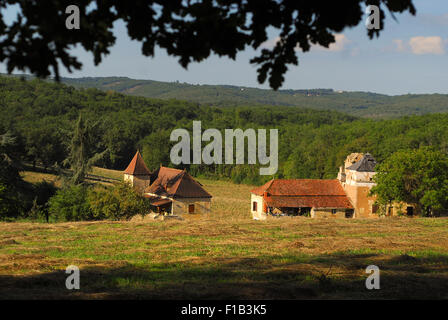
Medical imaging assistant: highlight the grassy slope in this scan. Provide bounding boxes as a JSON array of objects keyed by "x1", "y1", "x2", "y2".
[
  {"x1": 2, "y1": 170, "x2": 448, "y2": 299},
  {"x1": 20, "y1": 167, "x2": 122, "y2": 188},
  {"x1": 60, "y1": 76, "x2": 448, "y2": 119}
]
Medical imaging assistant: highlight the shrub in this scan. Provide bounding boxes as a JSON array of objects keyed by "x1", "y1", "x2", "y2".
[
  {"x1": 48, "y1": 184, "x2": 93, "y2": 221},
  {"x1": 88, "y1": 182, "x2": 150, "y2": 220}
]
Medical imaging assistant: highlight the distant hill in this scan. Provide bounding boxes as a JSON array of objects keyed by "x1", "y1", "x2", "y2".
[{"x1": 4, "y1": 74, "x2": 448, "y2": 118}]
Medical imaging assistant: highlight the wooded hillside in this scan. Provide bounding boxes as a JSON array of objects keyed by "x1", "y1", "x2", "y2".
[
  {"x1": 59, "y1": 76, "x2": 448, "y2": 119},
  {"x1": 1, "y1": 75, "x2": 448, "y2": 186}
]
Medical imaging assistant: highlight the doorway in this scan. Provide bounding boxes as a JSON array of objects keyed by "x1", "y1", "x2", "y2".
[{"x1": 345, "y1": 209, "x2": 354, "y2": 218}]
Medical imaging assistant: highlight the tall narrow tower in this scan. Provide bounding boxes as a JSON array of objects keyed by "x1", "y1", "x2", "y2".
[
  {"x1": 123, "y1": 151, "x2": 152, "y2": 193},
  {"x1": 339, "y1": 153, "x2": 377, "y2": 218}
]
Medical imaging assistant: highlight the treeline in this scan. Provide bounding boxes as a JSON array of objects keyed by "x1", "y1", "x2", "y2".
[
  {"x1": 57, "y1": 76, "x2": 448, "y2": 119},
  {"x1": 2, "y1": 76, "x2": 448, "y2": 186}
]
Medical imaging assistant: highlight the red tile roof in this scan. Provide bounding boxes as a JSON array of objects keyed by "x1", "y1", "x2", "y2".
[
  {"x1": 251, "y1": 179, "x2": 352, "y2": 209},
  {"x1": 145, "y1": 166, "x2": 212, "y2": 199},
  {"x1": 251, "y1": 179, "x2": 347, "y2": 196},
  {"x1": 144, "y1": 195, "x2": 172, "y2": 207}
]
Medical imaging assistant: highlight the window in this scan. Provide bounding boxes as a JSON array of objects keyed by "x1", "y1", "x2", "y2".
[
  {"x1": 331, "y1": 209, "x2": 337, "y2": 215},
  {"x1": 372, "y1": 205, "x2": 378, "y2": 214},
  {"x1": 188, "y1": 204, "x2": 195, "y2": 213},
  {"x1": 252, "y1": 201, "x2": 257, "y2": 211}
]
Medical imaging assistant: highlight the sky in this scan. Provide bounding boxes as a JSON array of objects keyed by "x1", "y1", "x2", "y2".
[{"x1": 1, "y1": 0, "x2": 448, "y2": 95}]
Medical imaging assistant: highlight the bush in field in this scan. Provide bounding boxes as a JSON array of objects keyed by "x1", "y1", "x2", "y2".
[
  {"x1": 47, "y1": 182, "x2": 149, "y2": 222},
  {"x1": 88, "y1": 182, "x2": 150, "y2": 220},
  {"x1": 48, "y1": 184, "x2": 93, "y2": 221}
]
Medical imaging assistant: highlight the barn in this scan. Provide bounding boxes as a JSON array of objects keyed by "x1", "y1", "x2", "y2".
[{"x1": 250, "y1": 179, "x2": 354, "y2": 220}]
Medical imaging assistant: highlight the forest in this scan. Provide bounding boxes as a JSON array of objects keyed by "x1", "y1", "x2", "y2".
[
  {"x1": 1, "y1": 75, "x2": 448, "y2": 219},
  {"x1": 2, "y1": 75, "x2": 448, "y2": 184},
  {"x1": 59, "y1": 76, "x2": 448, "y2": 119},
  {"x1": 5, "y1": 74, "x2": 448, "y2": 119}
]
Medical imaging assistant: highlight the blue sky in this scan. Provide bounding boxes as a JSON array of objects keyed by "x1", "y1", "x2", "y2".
[{"x1": 1, "y1": 0, "x2": 447, "y2": 95}]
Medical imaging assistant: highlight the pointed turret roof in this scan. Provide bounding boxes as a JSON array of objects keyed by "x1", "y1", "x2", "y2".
[{"x1": 124, "y1": 151, "x2": 151, "y2": 176}]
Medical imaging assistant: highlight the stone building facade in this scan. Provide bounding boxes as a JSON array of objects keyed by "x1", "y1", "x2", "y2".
[{"x1": 251, "y1": 152, "x2": 414, "y2": 219}]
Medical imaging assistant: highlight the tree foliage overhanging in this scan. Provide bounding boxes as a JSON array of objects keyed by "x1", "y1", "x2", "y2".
[{"x1": 0, "y1": 0, "x2": 415, "y2": 89}]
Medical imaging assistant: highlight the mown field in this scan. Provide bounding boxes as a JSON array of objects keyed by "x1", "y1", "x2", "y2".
[{"x1": 1, "y1": 173, "x2": 448, "y2": 299}]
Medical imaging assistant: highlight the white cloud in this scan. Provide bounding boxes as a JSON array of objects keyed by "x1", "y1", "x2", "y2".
[
  {"x1": 391, "y1": 36, "x2": 446, "y2": 55},
  {"x1": 260, "y1": 34, "x2": 352, "y2": 53},
  {"x1": 260, "y1": 37, "x2": 280, "y2": 49},
  {"x1": 325, "y1": 34, "x2": 351, "y2": 52},
  {"x1": 409, "y1": 36, "x2": 445, "y2": 55}
]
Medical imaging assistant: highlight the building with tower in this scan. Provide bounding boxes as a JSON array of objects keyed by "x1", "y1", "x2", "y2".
[
  {"x1": 123, "y1": 151, "x2": 212, "y2": 215},
  {"x1": 123, "y1": 151, "x2": 152, "y2": 193},
  {"x1": 250, "y1": 152, "x2": 414, "y2": 219}
]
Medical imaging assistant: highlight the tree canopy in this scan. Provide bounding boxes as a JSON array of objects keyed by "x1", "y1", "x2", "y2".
[
  {"x1": 2, "y1": 75, "x2": 448, "y2": 188},
  {"x1": 371, "y1": 147, "x2": 448, "y2": 216},
  {"x1": 0, "y1": 0, "x2": 415, "y2": 89}
]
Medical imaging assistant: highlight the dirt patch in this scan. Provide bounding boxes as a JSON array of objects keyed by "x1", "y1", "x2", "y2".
[{"x1": 124, "y1": 85, "x2": 143, "y2": 93}]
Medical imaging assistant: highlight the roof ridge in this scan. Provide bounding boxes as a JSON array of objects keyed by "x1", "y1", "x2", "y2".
[{"x1": 167, "y1": 170, "x2": 187, "y2": 195}]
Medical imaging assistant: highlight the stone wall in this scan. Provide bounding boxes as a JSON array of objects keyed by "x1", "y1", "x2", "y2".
[
  {"x1": 171, "y1": 198, "x2": 212, "y2": 215},
  {"x1": 124, "y1": 174, "x2": 151, "y2": 193},
  {"x1": 311, "y1": 208, "x2": 350, "y2": 218}
]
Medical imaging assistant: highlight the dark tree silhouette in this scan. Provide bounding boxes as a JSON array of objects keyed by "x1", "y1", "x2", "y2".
[
  {"x1": 0, "y1": 0, "x2": 415, "y2": 89},
  {"x1": 64, "y1": 115, "x2": 106, "y2": 185}
]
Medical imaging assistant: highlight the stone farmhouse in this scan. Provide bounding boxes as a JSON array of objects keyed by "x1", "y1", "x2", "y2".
[
  {"x1": 124, "y1": 151, "x2": 212, "y2": 215},
  {"x1": 250, "y1": 153, "x2": 415, "y2": 219}
]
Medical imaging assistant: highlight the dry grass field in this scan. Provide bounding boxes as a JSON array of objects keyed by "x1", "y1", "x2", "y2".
[{"x1": 1, "y1": 175, "x2": 448, "y2": 299}]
